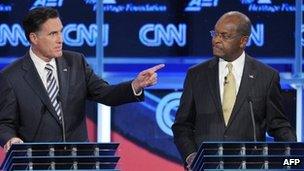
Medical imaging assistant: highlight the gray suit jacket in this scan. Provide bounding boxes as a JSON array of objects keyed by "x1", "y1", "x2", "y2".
[
  {"x1": 0, "y1": 50, "x2": 143, "y2": 145},
  {"x1": 172, "y1": 55, "x2": 296, "y2": 161}
]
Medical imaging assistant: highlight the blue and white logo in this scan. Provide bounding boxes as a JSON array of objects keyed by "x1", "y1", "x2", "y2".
[
  {"x1": 31, "y1": 0, "x2": 64, "y2": 9},
  {"x1": 241, "y1": 0, "x2": 294, "y2": 13},
  {"x1": 0, "y1": 3, "x2": 12, "y2": 12},
  {"x1": 84, "y1": 0, "x2": 116, "y2": 11},
  {"x1": 185, "y1": 0, "x2": 219, "y2": 12},
  {"x1": 156, "y1": 92, "x2": 182, "y2": 136},
  {"x1": 63, "y1": 23, "x2": 109, "y2": 47},
  {"x1": 257, "y1": 0, "x2": 272, "y2": 4},
  {"x1": 0, "y1": 24, "x2": 29, "y2": 47},
  {"x1": 139, "y1": 23, "x2": 187, "y2": 47},
  {"x1": 84, "y1": 0, "x2": 116, "y2": 5},
  {"x1": 241, "y1": 0, "x2": 271, "y2": 5},
  {"x1": 84, "y1": 0, "x2": 166, "y2": 12},
  {"x1": 0, "y1": 23, "x2": 109, "y2": 47},
  {"x1": 247, "y1": 24, "x2": 264, "y2": 47}
]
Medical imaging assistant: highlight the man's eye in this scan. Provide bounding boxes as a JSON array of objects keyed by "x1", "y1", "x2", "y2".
[{"x1": 221, "y1": 34, "x2": 229, "y2": 39}]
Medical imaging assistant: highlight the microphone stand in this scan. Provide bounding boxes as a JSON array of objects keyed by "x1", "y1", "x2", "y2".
[{"x1": 248, "y1": 97, "x2": 257, "y2": 151}]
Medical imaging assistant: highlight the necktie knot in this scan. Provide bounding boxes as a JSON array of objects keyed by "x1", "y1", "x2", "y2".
[
  {"x1": 45, "y1": 63, "x2": 54, "y2": 70},
  {"x1": 45, "y1": 64, "x2": 54, "y2": 82},
  {"x1": 226, "y1": 63, "x2": 233, "y2": 73}
]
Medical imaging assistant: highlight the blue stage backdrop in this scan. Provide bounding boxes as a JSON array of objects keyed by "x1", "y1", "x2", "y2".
[{"x1": 0, "y1": 0, "x2": 296, "y2": 60}]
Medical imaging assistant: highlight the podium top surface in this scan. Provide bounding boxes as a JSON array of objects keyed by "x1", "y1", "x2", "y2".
[
  {"x1": 200, "y1": 142, "x2": 302, "y2": 148},
  {"x1": 8, "y1": 142, "x2": 119, "y2": 152}
]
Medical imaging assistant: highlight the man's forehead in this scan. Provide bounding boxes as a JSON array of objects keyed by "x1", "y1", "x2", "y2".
[
  {"x1": 40, "y1": 18, "x2": 62, "y2": 29},
  {"x1": 215, "y1": 17, "x2": 240, "y2": 30}
]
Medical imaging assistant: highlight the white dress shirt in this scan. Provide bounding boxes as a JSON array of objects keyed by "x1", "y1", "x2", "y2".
[
  {"x1": 219, "y1": 51, "x2": 245, "y2": 103},
  {"x1": 29, "y1": 47, "x2": 59, "y2": 90},
  {"x1": 29, "y1": 48, "x2": 142, "y2": 97}
]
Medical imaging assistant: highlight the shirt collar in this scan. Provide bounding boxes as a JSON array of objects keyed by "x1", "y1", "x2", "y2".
[{"x1": 219, "y1": 51, "x2": 245, "y2": 71}]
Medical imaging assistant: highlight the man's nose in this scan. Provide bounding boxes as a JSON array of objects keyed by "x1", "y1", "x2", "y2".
[
  {"x1": 57, "y1": 33, "x2": 63, "y2": 43},
  {"x1": 212, "y1": 35, "x2": 222, "y2": 44}
]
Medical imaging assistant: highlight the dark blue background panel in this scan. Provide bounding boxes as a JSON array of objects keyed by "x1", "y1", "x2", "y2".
[{"x1": 0, "y1": 0, "x2": 296, "y2": 58}]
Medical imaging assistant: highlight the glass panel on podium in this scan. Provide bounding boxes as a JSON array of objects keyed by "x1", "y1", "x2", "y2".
[
  {"x1": 1, "y1": 142, "x2": 120, "y2": 170},
  {"x1": 191, "y1": 142, "x2": 304, "y2": 170}
]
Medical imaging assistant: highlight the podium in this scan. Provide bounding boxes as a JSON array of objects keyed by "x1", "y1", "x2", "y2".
[
  {"x1": 191, "y1": 142, "x2": 304, "y2": 170},
  {"x1": 0, "y1": 142, "x2": 120, "y2": 170}
]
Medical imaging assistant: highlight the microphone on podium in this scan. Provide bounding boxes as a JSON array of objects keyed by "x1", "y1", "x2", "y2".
[
  {"x1": 57, "y1": 95, "x2": 66, "y2": 142},
  {"x1": 248, "y1": 96, "x2": 257, "y2": 149}
]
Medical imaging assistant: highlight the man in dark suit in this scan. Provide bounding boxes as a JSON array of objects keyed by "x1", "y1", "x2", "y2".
[
  {"x1": 172, "y1": 11, "x2": 296, "y2": 168},
  {"x1": 0, "y1": 7, "x2": 164, "y2": 151}
]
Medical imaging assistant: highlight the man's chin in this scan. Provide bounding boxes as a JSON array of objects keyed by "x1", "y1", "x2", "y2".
[
  {"x1": 214, "y1": 55, "x2": 233, "y2": 62},
  {"x1": 54, "y1": 52, "x2": 63, "y2": 58},
  {"x1": 212, "y1": 50, "x2": 224, "y2": 57},
  {"x1": 213, "y1": 54, "x2": 224, "y2": 59}
]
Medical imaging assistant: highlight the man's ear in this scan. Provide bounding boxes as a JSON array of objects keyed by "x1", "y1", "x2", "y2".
[
  {"x1": 29, "y1": 32, "x2": 37, "y2": 44},
  {"x1": 240, "y1": 36, "x2": 249, "y2": 49}
]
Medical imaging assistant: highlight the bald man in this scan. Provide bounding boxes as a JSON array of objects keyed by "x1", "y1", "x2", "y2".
[{"x1": 172, "y1": 11, "x2": 296, "y2": 168}]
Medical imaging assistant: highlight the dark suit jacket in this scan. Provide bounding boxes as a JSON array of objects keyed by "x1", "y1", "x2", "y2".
[
  {"x1": 172, "y1": 55, "x2": 296, "y2": 161},
  {"x1": 0, "y1": 50, "x2": 143, "y2": 146}
]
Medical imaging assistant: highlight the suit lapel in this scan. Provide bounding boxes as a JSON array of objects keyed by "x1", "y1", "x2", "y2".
[
  {"x1": 22, "y1": 54, "x2": 62, "y2": 124},
  {"x1": 207, "y1": 58, "x2": 223, "y2": 118},
  {"x1": 56, "y1": 57, "x2": 70, "y2": 112},
  {"x1": 226, "y1": 55, "x2": 257, "y2": 127}
]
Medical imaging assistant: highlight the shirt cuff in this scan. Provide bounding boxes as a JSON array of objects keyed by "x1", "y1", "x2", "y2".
[
  {"x1": 131, "y1": 83, "x2": 142, "y2": 96},
  {"x1": 186, "y1": 152, "x2": 197, "y2": 165}
]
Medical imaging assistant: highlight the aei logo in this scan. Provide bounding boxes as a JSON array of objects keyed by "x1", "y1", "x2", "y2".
[
  {"x1": 31, "y1": 0, "x2": 64, "y2": 9},
  {"x1": 185, "y1": 0, "x2": 219, "y2": 12}
]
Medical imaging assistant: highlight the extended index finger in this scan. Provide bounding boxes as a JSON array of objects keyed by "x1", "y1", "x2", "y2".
[{"x1": 146, "y1": 64, "x2": 165, "y2": 73}]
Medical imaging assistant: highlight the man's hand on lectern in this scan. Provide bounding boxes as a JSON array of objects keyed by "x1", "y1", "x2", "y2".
[{"x1": 4, "y1": 137, "x2": 23, "y2": 152}]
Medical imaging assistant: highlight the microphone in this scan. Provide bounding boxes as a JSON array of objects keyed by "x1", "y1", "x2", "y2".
[
  {"x1": 248, "y1": 96, "x2": 257, "y2": 149},
  {"x1": 57, "y1": 95, "x2": 66, "y2": 142},
  {"x1": 224, "y1": 76, "x2": 228, "y2": 85}
]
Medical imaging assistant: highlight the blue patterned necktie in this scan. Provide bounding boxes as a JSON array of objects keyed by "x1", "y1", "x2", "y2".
[{"x1": 45, "y1": 63, "x2": 62, "y2": 121}]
